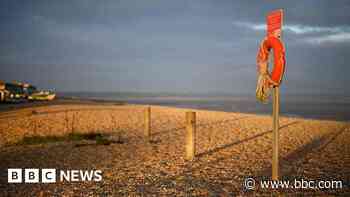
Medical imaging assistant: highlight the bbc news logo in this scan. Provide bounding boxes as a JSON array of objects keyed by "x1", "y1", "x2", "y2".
[{"x1": 8, "y1": 169, "x2": 102, "y2": 183}]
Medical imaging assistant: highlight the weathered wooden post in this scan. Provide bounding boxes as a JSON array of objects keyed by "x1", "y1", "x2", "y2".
[
  {"x1": 272, "y1": 86, "x2": 280, "y2": 180},
  {"x1": 144, "y1": 106, "x2": 151, "y2": 140},
  {"x1": 32, "y1": 114, "x2": 37, "y2": 135},
  {"x1": 71, "y1": 111, "x2": 76, "y2": 134},
  {"x1": 186, "y1": 111, "x2": 196, "y2": 160},
  {"x1": 64, "y1": 110, "x2": 69, "y2": 133}
]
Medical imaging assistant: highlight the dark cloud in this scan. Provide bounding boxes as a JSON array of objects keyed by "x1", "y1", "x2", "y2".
[{"x1": 0, "y1": 0, "x2": 349, "y2": 95}]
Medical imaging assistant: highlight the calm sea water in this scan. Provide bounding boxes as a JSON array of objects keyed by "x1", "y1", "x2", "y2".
[{"x1": 60, "y1": 92, "x2": 350, "y2": 121}]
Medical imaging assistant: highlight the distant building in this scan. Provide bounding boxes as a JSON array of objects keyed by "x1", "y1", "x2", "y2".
[{"x1": 0, "y1": 80, "x2": 5, "y2": 90}]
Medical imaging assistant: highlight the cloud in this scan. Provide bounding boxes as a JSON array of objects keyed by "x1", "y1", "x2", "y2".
[
  {"x1": 233, "y1": 21, "x2": 350, "y2": 34},
  {"x1": 284, "y1": 25, "x2": 346, "y2": 35},
  {"x1": 233, "y1": 21, "x2": 350, "y2": 44},
  {"x1": 232, "y1": 22, "x2": 265, "y2": 31},
  {"x1": 304, "y1": 33, "x2": 350, "y2": 44}
]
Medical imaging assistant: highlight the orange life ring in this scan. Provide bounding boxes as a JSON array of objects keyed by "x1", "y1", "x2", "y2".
[{"x1": 257, "y1": 36, "x2": 286, "y2": 86}]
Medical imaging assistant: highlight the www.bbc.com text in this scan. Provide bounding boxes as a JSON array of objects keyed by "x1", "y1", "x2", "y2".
[{"x1": 244, "y1": 177, "x2": 344, "y2": 190}]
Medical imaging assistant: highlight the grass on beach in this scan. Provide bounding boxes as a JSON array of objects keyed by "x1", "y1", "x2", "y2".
[{"x1": 15, "y1": 132, "x2": 114, "y2": 146}]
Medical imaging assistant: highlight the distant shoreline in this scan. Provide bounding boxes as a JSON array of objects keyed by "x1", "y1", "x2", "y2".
[
  {"x1": 1, "y1": 94, "x2": 349, "y2": 122},
  {"x1": 0, "y1": 97, "x2": 125, "y2": 112}
]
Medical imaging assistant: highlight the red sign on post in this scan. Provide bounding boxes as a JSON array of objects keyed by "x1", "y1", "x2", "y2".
[{"x1": 267, "y1": 9, "x2": 283, "y2": 37}]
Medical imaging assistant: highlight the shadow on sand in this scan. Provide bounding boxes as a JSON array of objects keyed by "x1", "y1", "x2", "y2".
[
  {"x1": 257, "y1": 126, "x2": 348, "y2": 178},
  {"x1": 196, "y1": 121, "x2": 300, "y2": 158},
  {"x1": 134, "y1": 121, "x2": 302, "y2": 196},
  {"x1": 150, "y1": 116, "x2": 249, "y2": 138}
]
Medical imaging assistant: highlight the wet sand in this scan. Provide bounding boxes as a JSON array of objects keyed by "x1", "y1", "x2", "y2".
[{"x1": 0, "y1": 103, "x2": 349, "y2": 196}]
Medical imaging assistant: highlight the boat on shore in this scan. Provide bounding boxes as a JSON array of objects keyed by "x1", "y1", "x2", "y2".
[{"x1": 28, "y1": 91, "x2": 56, "y2": 101}]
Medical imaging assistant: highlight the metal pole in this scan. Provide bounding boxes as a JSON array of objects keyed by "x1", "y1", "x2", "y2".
[{"x1": 272, "y1": 86, "x2": 280, "y2": 180}]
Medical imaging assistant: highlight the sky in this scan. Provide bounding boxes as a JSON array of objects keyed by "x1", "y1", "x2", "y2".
[{"x1": 0, "y1": 0, "x2": 350, "y2": 95}]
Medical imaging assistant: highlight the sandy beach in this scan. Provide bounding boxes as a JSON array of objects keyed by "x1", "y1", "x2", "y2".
[{"x1": 0, "y1": 102, "x2": 349, "y2": 196}]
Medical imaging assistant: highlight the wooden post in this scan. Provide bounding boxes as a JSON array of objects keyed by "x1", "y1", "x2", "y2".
[
  {"x1": 33, "y1": 115, "x2": 37, "y2": 135},
  {"x1": 186, "y1": 111, "x2": 196, "y2": 161},
  {"x1": 144, "y1": 106, "x2": 151, "y2": 139},
  {"x1": 71, "y1": 111, "x2": 75, "y2": 134},
  {"x1": 65, "y1": 111, "x2": 69, "y2": 133},
  {"x1": 272, "y1": 86, "x2": 280, "y2": 180}
]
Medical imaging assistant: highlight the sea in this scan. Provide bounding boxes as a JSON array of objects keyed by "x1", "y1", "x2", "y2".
[{"x1": 60, "y1": 92, "x2": 350, "y2": 121}]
